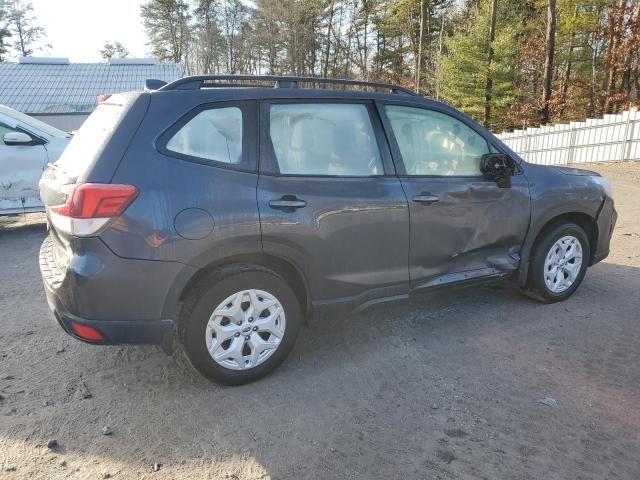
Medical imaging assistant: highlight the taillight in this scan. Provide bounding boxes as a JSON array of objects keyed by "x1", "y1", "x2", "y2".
[
  {"x1": 49, "y1": 183, "x2": 138, "y2": 237},
  {"x1": 70, "y1": 321, "x2": 105, "y2": 342}
]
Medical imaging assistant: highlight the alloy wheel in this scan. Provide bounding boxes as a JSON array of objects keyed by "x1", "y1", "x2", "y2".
[
  {"x1": 205, "y1": 289, "x2": 286, "y2": 370},
  {"x1": 543, "y1": 235, "x2": 583, "y2": 293}
]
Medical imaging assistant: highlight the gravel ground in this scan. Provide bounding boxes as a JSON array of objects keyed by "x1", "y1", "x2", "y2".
[{"x1": 1, "y1": 162, "x2": 639, "y2": 480}]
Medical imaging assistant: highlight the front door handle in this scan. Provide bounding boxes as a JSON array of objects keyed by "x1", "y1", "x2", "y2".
[
  {"x1": 412, "y1": 194, "x2": 439, "y2": 205},
  {"x1": 269, "y1": 196, "x2": 307, "y2": 210}
]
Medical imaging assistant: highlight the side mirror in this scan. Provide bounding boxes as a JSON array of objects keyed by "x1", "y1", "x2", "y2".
[
  {"x1": 480, "y1": 153, "x2": 516, "y2": 188},
  {"x1": 4, "y1": 131, "x2": 36, "y2": 146}
]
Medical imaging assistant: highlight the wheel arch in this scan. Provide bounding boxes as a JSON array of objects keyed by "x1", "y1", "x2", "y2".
[
  {"x1": 517, "y1": 210, "x2": 599, "y2": 286},
  {"x1": 167, "y1": 253, "x2": 312, "y2": 323}
]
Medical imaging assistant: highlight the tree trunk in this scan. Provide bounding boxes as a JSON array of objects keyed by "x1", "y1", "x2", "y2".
[
  {"x1": 588, "y1": 5, "x2": 605, "y2": 117},
  {"x1": 589, "y1": 35, "x2": 598, "y2": 117},
  {"x1": 323, "y1": 1, "x2": 335, "y2": 77},
  {"x1": 16, "y1": 18, "x2": 27, "y2": 56},
  {"x1": 617, "y1": 2, "x2": 640, "y2": 108},
  {"x1": 435, "y1": 15, "x2": 445, "y2": 100},
  {"x1": 363, "y1": 3, "x2": 369, "y2": 79},
  {"x1": 484, "y1": 0, "x2": 498, "y2": 128},
  {"x1": 559, "y1": 6, "x2": 578, "y2": 119},
  {"x1": 603, "y1": 0, "x2": 626, "y2": 113},
  {"x1": 541, "y1": 0, "x2": 557, "y2": 125},
  {"x1": 416, "y1": 0, "x2": 428, "y2": 92}
]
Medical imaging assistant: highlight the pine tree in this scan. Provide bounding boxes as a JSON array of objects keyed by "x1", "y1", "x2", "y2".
[
  {"x1": 437, "y1": 0, "x2": 519, "y2": 130},
  {"x1": 141, "y1": 0, "x2": 191, "y2": 65},
  {"x1": 100, "y1": 41, "x2": 130, "y2": 61},
  {"x1": 131, "y1": 0, "x2": 640, "y2": 129},
  {"x1": 0, "y1": 5, "x2": 11, "y2": 62},
  {"x1": 6, "y1": 0, "x2": 47, "y2": 57},
  {"x1": 540, "y1": 0, "x2": 557, "y2": 124}
]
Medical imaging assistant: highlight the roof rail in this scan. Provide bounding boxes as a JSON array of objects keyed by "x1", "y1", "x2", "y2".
[{"x1": 158, "y1": 75, "x2": 417, "y2": 96}]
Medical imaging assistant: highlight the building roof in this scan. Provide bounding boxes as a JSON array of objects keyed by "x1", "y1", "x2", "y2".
[{"x1": 0, "y1": 58, "x2": 183, "y2": 115}]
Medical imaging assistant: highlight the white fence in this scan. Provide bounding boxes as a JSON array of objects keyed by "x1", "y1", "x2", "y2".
[{"x1": 497, "y1": 108, "x2": 640, "y2": 165}]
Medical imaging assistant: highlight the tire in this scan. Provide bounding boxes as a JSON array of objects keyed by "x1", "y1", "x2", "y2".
[
  {"x1": 525, "y1": 222, "x2": 590, "y2": 303},
  {"x1": 180, "y1": 264, "x2": 301, "y2": 385}
]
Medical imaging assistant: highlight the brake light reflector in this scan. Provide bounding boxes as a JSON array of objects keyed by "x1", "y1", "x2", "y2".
[
  {"x1": 49, "y1": 183, "x2": 138, "y2": 236},
  {"x1": 70, "y1": 321, "x2": 105, "y2": 342}
]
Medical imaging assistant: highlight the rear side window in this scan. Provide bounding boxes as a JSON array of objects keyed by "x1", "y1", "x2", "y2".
[
  {"x1": 166, "y1": 107, "x2": 242, "y2": 164},
  {"x1": 268, "y1": 103, "x2": 383, "y2": 176}
]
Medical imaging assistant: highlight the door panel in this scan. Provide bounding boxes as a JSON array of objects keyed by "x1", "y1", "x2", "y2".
[
  {"x1": 258, "y1": 176, "x2": 410, "y2": 300},
  {"x1": 400, "y1": 176, "x2": 530, "y2": 285},
  {"x1": 378, "y1": 102, "x2": 531, "y2": 288},
  {"x1": 0, "y1": 123, "x2": 48, "y2": 203},
  {"x1": 257, "y1": 100, "x2": 409, "y2": 303}
]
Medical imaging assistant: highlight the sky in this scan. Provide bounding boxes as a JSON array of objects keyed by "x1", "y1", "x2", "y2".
[{"x1": 28, "y1": 0, "x2": 151, "y2": 62}]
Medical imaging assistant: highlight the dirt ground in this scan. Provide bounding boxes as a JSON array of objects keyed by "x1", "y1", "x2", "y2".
[{"x1": 1, "y1": 162, "x2": 639, "y2": 480}]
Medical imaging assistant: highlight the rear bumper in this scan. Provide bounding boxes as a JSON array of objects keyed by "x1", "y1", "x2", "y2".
[
  {"x1": 44, "y1": 284, "x2": 174, "y2": 345},
  {"x1": 39, "y1": 235, "x2": 180, "y2": 346}
]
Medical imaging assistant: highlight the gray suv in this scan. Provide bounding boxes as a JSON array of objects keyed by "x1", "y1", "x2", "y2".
[{"x1": 39, "y1": 75, "x2": 617, "y2": 384}]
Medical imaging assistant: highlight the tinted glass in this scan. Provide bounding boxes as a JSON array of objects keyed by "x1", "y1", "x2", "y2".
[
  {"x1": 385, "y1": 105, "x2": 490, "y2": 176},
  {"x1": 167, "y1": 107, "x2": 242, "y2": 164},
  {"x1": 270, "y1": 103, "x2": 382, "y2": 176}
]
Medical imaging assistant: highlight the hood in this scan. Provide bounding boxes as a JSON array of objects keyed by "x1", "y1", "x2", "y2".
[{"x1": 554, "y1": 166, "x2": 601, "y2": 177}]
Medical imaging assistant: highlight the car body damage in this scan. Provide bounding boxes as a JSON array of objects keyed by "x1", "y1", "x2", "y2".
[
  {"x1": 0, "y1": 105, "x2": 70, "y2": 215},
  {"x1": 0, "y1": 144, "x2": 47, "y2": 210},
  {"x1": 34, "y1": 75, "x2": 618, "y2": 385}
]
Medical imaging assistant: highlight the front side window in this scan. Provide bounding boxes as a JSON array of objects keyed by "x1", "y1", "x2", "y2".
[
  {"x1": 166, "y1": 107, "x2": 242, "y2": 164},
  {"x1": 385, "y1": 105, "x2": 490, "y2": 176},
  {"x1": 269, "y1": 103, "x2": 383, "y2": 176}
]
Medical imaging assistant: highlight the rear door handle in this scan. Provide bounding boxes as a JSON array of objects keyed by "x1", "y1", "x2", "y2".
[
  {"x1": 269, "y1": 197, "x2": 307, "y2": 210},
  {"x1": 412, "y1": 194, "x2": 439, "y2": 205}
]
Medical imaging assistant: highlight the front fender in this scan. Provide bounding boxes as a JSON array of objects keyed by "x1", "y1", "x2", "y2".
[
  {"x1": 516, "y1": 164, "x2": 604, "y2": 286},
  {"x1": 517, "y1": 203, "x2": 602, "y2": 286}
]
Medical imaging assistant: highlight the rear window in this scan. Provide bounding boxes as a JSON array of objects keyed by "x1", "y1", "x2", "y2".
[{"x1": 54, "y1": 102, "x2": 126, "y2": 179}]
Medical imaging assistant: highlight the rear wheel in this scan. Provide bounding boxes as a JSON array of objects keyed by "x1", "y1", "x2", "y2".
[
  {"x1": 180, "y1": 265, "x2": 300, "y2": 385},
  {"x1": 525, "y1": 223, "x2": 590, "y2": 303}
]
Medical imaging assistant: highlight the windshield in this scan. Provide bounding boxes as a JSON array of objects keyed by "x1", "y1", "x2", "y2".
[{"x1": 53, "y1": 102, "x2": 126, "y2": 179}]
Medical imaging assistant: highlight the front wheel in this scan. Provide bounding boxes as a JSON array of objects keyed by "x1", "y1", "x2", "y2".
[
  {"x1": 180, "y1": 265, "x2": 301, "y2": 385},
  {"x1": 525, "y1": 223, "x2": 590, "y2": 303}
]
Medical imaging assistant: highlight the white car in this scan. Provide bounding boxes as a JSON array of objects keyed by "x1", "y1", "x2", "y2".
[{"x1": 1, "y1": 105, "x2": 70, "y2": 215}]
